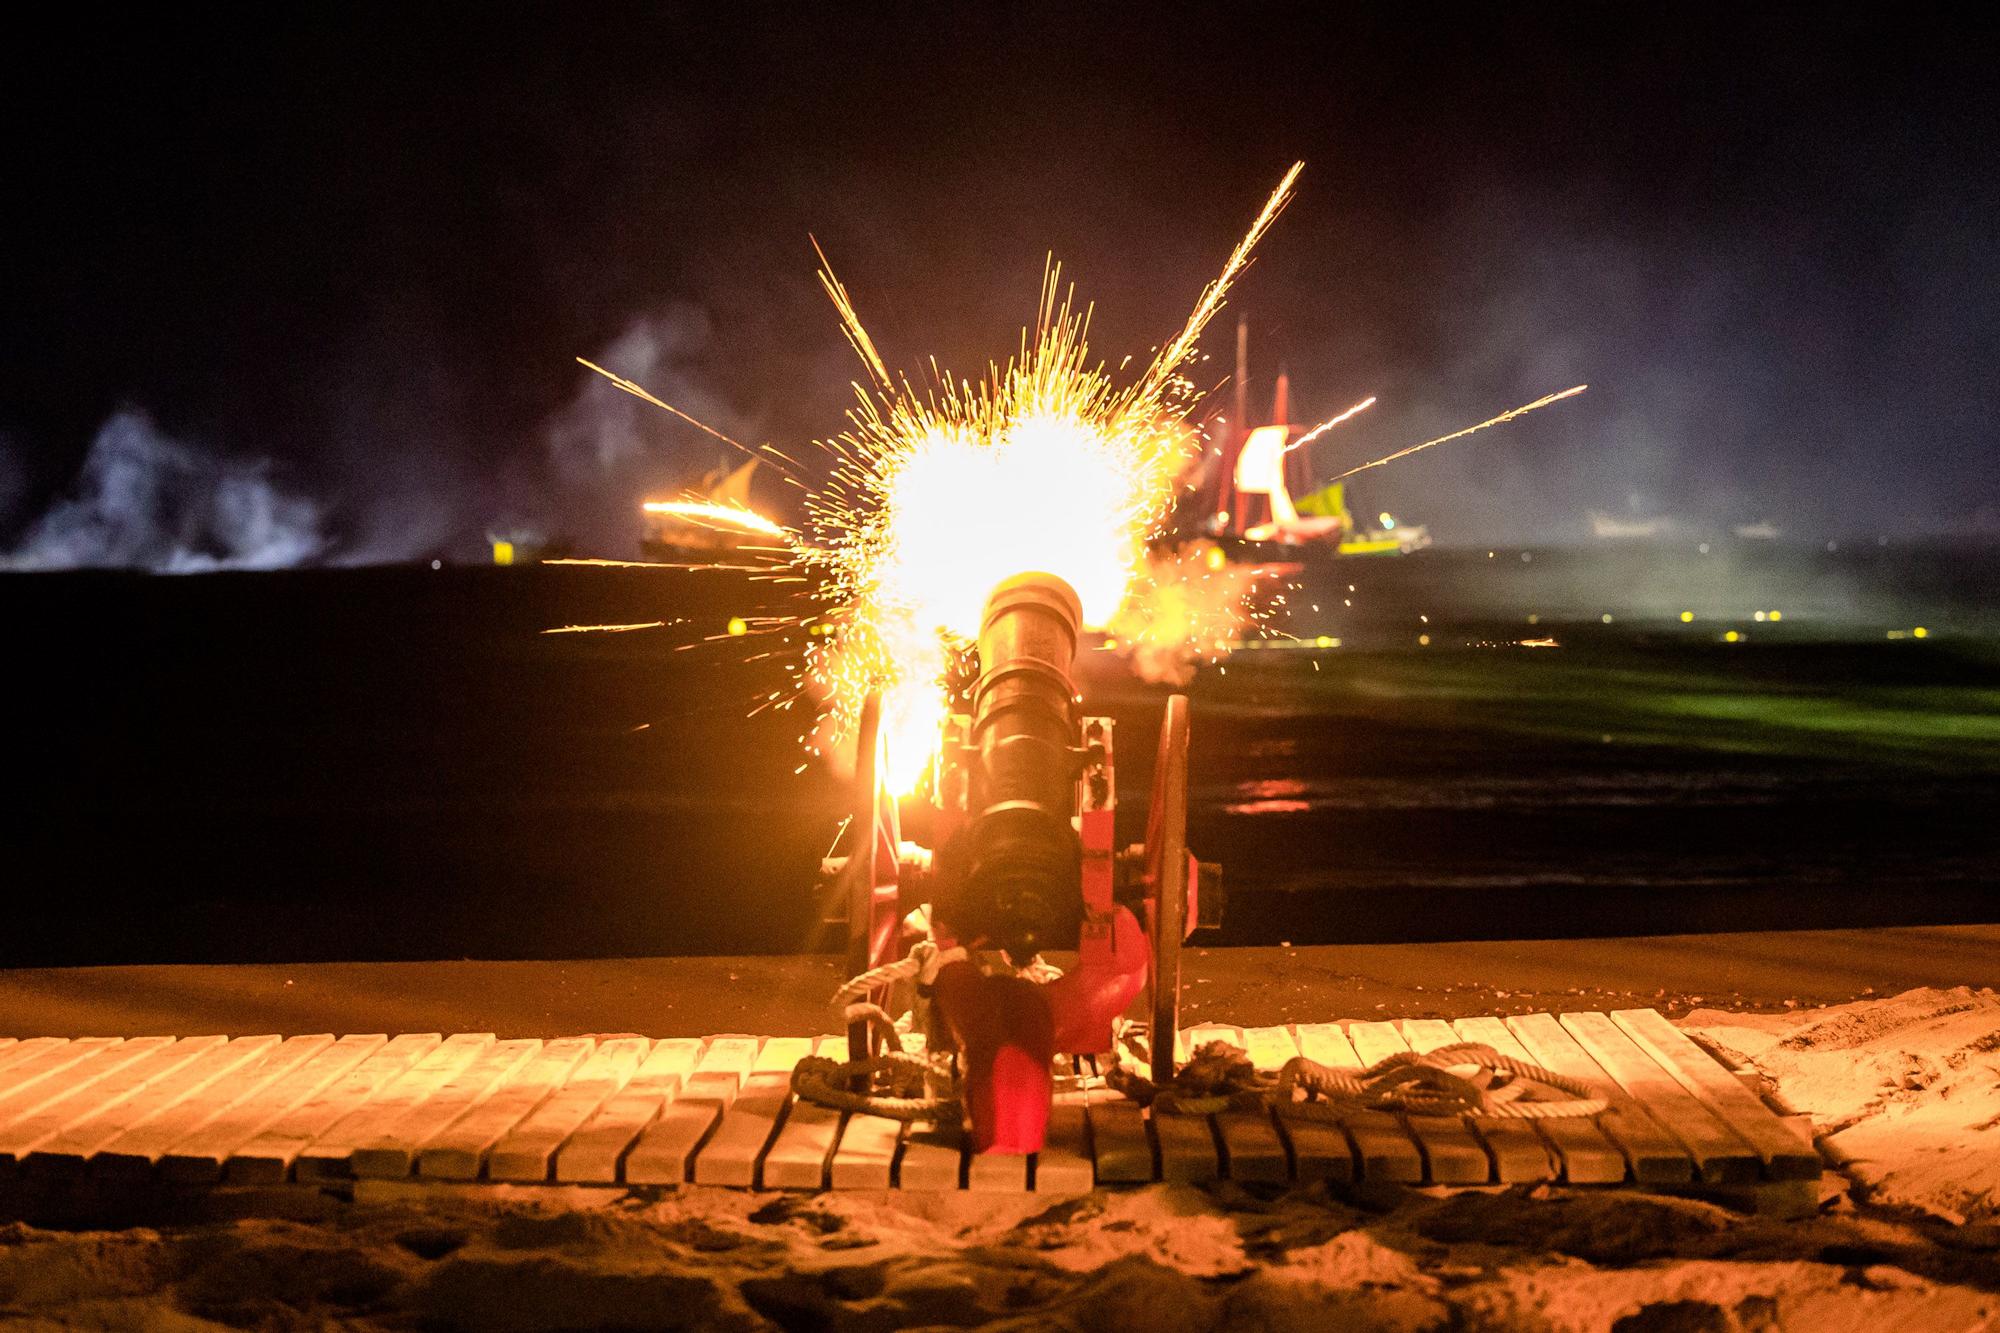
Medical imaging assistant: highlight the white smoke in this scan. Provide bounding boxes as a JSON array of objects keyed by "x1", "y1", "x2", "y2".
[
  {"x1": 539, "y1": 305, "x2": 756, "y2": 553},
  {"x1": 2, "y1": 410, "x2": 326, "y2": 572}
]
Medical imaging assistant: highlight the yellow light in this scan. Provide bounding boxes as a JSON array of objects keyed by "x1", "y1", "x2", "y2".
[
  {"x1": 1724, "y1": 630, "x2": 1740, "y2": 643},
  {"x1": 1913, "y1": 626, "x2": 1928, "y2": 639},
  {"x1": 1679, "y1": 611, "x2": 1694, "y2": 623},
  {"x1": 727, "y1": 617, "x2": 748, "y2": 637},
  {"x1": 1601, "y1": 613, "x2": 1614, "y2": 624},
  {"x1": 1418, "y1": 633, "x2": 1431, "y2": 646},
  {"x1": 1204, "y1": 545, "x2": 1226, "y2": 572},
  {"x1": 1754, "y1": 611, "x2": 1766, "y2": 622},
  {"x1": 1315, "y1": 635, "x2": 1333, "y2": 648},
  {"x1": 492, "y1": 540, "x2": 515, "y2": 566},
  {"x1": 1378, "y1": 512, "x2": 1396, "y2": 529},
  {"x1": 1768, "y1": 610, "x2": 1782, "y2": 622}
]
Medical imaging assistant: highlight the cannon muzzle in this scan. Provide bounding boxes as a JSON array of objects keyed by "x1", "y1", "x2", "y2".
[{"x1": 941, "y1": 571, "x2": 1085, "y2": 965}]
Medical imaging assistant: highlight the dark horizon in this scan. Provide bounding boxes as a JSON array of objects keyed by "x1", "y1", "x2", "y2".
[{"x1": 3, "y1": 5, "x2": 1996, "y2": 565}]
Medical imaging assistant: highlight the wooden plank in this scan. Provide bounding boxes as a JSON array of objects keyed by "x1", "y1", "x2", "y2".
[
  {"x1": 1294, "y1": 1024, "x2": 1420, "y2": 1184},
  {"x1": 419, "y1": 1037, "x2": 594, "y2": 1180},
  {"x1": 1247, "y1": 1025, "x2": 1352, "y2": 1185},
  {"x1": 1399, "y1": 1018, "x2": 1553, "y2": 1184},
  {"x1": 621, "y1": 1100, "x2": 720, "y2": 1185},
  {"x1": 967, "y1": 1144, "x2": 1029, "y2": 1192},
  {"x1": 1348, "y1": 1022, "x2": 1489, "y2": 1184},
  {"x1": 1505, "y1": 1013, "x2": 1692, "y2": 1185},
  {"x1": 0, "y1": 1037, "x2": 217, "y2": 1171},
  {"x1": 1609, "y1": 1009, "x2": 1821, "y2": 1180},
  {"x1": 1198, "y1": 1024, "x2": 1288, "y2": 1184},
  {"x1": 294, "y1": 1033, "x2": 493, "y2": 1181},
  {"x1": 489, "y1": 1036, "x2": 648, "y2": 1183},
  {"x1": 1452, "y1": 1016, "x2": 1626, "y2": 1185},
  {"x1": 346, "y1": 1038, "x2": 541, "y2": 1182},
  {"x1": 1086, "y1": 1096, "x2": 1154, "y2": 1184},
  {"x1": 162, "y1": 1035, "x2": 384, "y2": 1184},
  {"x1": 760, "y1": 1036, "x2": 849, "y2": 1191},
  {"x1": 0, "y1": 1039, "x2": 73, "y2": 1084},
  {"x1": 825, "y1": 1030, "x2": 909, "y2": 1190},
  {"x1": 0, "y1": 1038, "x2": 34, "y2": 1076},
  {"x1": 226, "y1": 1034, "x2": 439, "y2": 1183},
  {"x1": 896, "y1": 1125, "x2": 964, "y2": 1190},
  {"x1": 828, "y1": 1112, "x2": 902, "y2": 1189},
  {"x1": 691, "y1": 1037, "x2": 812, "y2": 1189},
  {"x1": 1559, "y1": 1012, "x2": 1760, "y2": 1185},
  {"x1": 1035, "y1": 1094, "x2": 1095, "y2": 1194},
  {"x1": 555, "y1": 1037, "x2": 703, "y2": 1184},
  {"x1": 96, "y1": 1035, "x2": 337, "y2": 1181},
  {"x1": 0, "y1": 1038, "x2": 132, "y2": 1129},
  {"x1": 30, "y1": 1035, "x2": 280, "y2": 1176},
  {"x1": 690, "y1": 1070, "x2": 792, "y2": 1188},
  {"x1": 751, "y1": 1036, "x2": 815, "y2": 1073},
  {"x1": 627, "y1": 1035, "x2": 791, "y2": 1188}
]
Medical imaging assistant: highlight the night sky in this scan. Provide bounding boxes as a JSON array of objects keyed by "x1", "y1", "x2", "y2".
[{"x1": 3, "y1": 4, "x2": 1995, "y2": 561}]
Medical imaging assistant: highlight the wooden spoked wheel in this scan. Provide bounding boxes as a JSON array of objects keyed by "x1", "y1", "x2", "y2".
[{"x1": 1145, "y1": 693, "x2": 1190, "y2": 1087}]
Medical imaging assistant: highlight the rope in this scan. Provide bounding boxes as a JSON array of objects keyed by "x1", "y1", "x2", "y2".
[
  {"x1": 789, "y1": 1052, "x2": 957, "y2": 1122},
  {"x1": 1113, "y1": 1039, "x2": 1608, "y2": 1121},
  {"x1": 815, "y1": 951, "x2": 1609, "y2": 1129},
  {"x1": 829, "y1": 942, "x2": 967, "y2": 1008}
]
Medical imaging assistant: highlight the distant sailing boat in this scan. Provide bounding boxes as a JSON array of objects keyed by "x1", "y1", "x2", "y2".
[{"x1": 1197, "y1": 316, "x2": 1428, "y2": 556}]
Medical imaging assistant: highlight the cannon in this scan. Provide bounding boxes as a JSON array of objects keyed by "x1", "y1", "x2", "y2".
[{"x1": 823, "y1": 571, "x2": 1216, "y2": 1154}]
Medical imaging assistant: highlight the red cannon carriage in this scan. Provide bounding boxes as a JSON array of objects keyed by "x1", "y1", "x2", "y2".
[{"x1": 821, "y1": 571, "x2": 1216, "y2": 1154}]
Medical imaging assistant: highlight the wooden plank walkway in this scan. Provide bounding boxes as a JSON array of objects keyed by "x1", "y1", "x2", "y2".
[{"x1": 0, "y1": 1013, "x2": 1817, "y2": 1205}]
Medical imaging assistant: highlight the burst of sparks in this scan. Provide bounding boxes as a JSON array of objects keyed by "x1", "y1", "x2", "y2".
[
  {"x1": 795, "y1": 164, "x2": 1306, "y2": 789},
  {"x1": 571, "y1": 162, "x2": 1588, "y2": 796}
]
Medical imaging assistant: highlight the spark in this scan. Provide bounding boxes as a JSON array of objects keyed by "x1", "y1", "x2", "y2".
[
  {"x1": 1283, "y1": 395, "x2": 1377, "y2": 453},
  {"x1": 1139, "y1": 161, "x2": 1303, "y2": 400},
  {"x1": 640, "y1": 500, "x2": 792, "y2": 540},
  {"x1": 576, "y1": 357, "x2": 781, "y2": 471},
  {"x1": 541, "y1": 621, "x2": 669, "y2": 635},
  {"x1": 1322, "y1": 385, "x2": 1587, "y2": 483},
  {"x1": 813, "y1": 235, "x2": 893, "y2": 392}
]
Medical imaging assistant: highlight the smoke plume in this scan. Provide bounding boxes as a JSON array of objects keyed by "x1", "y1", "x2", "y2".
[{"x1": 1, "y1": 411, "x2": 325, "y2": 572}]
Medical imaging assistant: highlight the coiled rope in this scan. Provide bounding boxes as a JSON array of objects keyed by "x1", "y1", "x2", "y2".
[
  {"x1": 798, "y1": 957, "x2": 1608, "y2": 1125},
  {"x1": 1109, "y1": 1039, "x2": 1608, "y2": 1120}
]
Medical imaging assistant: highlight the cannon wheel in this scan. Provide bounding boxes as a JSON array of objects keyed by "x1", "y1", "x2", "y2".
[
  {"x1": 845, "y1": 692, "x2": 900, "y2": 1063},
  {"x1": 1146, "y1": 693, "x2": 1190, "y2": 1086}
]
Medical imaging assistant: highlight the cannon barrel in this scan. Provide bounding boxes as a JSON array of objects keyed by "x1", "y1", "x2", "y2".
[{"x1": 944, "y1": 571, "x2": 1085, "y2": 964}]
